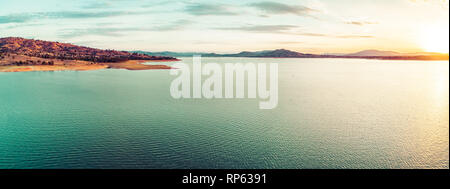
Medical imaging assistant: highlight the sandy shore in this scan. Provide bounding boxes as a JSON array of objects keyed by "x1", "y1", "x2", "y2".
[
  {"x1": 0, "y1": 59, "x2": 177, "y2": 73},
  {"x1": 105, "y1": 60, "x2": 174, "y2": 71}
]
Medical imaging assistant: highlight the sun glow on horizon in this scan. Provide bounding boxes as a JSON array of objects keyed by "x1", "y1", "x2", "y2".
[{"x1": 419, "y1": 25, "x2": 450, "y2": 53}]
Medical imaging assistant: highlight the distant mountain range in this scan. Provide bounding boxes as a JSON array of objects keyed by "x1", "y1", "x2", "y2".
[
  {"x1": 131, "y1": 49, "x2": 449, "y2": 60},
  {"x1": 131, "y1": 49, "x2": 315, "y2": 58},
  {"x1": 345, "y1": 50, "x2": 404, "y2": 57}
]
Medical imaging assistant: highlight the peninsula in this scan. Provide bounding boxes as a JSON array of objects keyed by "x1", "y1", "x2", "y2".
[{"x1": 0, "y1": 37, "x2": 178, "y2": 72}]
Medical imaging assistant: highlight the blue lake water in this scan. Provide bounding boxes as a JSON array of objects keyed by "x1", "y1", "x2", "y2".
[{"x1": 0, "y1": 58, "x2": 448, "y2": 169}]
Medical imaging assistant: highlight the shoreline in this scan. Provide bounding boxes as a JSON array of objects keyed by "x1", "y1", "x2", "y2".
[
  {"x1": 0, "y1": 59, "x2": 179, "y2": 73},
  {"x1": 169, "y1": 56, "x2": 449, "y2": 61},
  {"x1": 105, "y1": 60, "x2": 175, "y2": 71}
]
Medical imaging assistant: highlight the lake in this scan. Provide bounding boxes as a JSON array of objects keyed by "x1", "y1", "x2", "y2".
[{"x1": 0, "y1": 58, "x2": 448, "y2": 169}]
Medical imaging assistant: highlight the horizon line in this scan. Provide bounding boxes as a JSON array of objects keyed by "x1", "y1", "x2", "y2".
[{"x1": 1, "y1": 36, "x2": 449, "y2": 55}]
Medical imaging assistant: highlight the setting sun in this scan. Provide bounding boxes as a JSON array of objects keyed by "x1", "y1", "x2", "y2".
[{"x1": 420, "y1": 25, "x2": 450, "y2": 53}]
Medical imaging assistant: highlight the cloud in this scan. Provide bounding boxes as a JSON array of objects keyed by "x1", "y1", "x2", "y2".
[
  {"x1": 142, "y1": 0, "x2": 186, "y2": 8},
  {"x1": 216, "y1": 25, "x2": 298, "y2": 33},
  {"x1": 0, "y1": 14, "x2": 32, "y2": 24},
  {"x1": 345, "y1": 21, "x2": 378, "y2": 26},
  {"x1": 295, "y1": 32, "x2": 327, "y2": 37},
  {"x1": 335, "y1": 35, "x2": 375, "y2": 39},
  {"x1": 185, "y1": 3, "x2": 239, "y2": 16},
  {"x1": 2, "y1": 23, "x2": 42, "y2": 29},
  {"x1": 215, "y1": 24, "x2": 331, "y2": 37},
  {"x1": 59, "y1": 19, "x2": 193, "y2": 38},
  {"x1": 59, "y1": 27, "x2": 137, "y2": 38},
  {"x1": 275, "y1": 41, "x2": 304, "y2": 44},
  {"x1": 295, "y1": 33, "x2": 374, "y2": 38},
  {"x1": 80, "y1": 1, "x2": 113, "y2": 9},
  {"x1": 152, "y1": 19, "x2": 193, "y2": 31},
  {"x1": 214, "y1": 24, "x2": 374, "y2": 39},
  {"x1": 250, "y1": 2, "x2": 318, "y2": 17},
  {"x1": 214, "y1": 24, "x2": 373, "y2": 39},
  {"x1": 0, "y1": 11, "x2": 143, "y2": 24},
  {"x1": 51, "y1": 11, "x2": 140, "y2": 19}
]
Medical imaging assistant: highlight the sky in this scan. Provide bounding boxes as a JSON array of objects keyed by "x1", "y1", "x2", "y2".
[{"x1": 0, "y1": 0, "x2": 449, "y2": 54}]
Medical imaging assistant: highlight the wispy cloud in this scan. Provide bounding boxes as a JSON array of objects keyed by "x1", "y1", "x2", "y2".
[
  {"x1": 2, "y1": 23, "x2": 42, "y2": 29},
  {"x1": 214, "y1": 24, "x2": 373, "y2": 39},
  {"x1": 335, "y1": 35, "x2": 374, "y2": 39},
  {"x1": 59, "y1": 27, "x2": 138, "y2": 38},
  {"x1": 152, "y1": 19, "x2": 193, "y2": 31},
  {"x1": 216, "y1": 25, "x2": 298, "y2": 33},
  {"x1": 0, "y1": 14, "x2": 31, "y2": 24},
  {"x1": 295, "y1": 32, "x2": 327, "y2": 37},
  {"x1": 345, "y1": 21, "x2": 378, "y2": 26},
  {"x1": 59, "y1": 19, "x2": 193, "y2": 38},
  {"x1": 142, "y1": 0, "x2": 186, "y2": 8},
  {"x1": 275, "y1": 41, "x2": 304, "y2": 44},
  {"x1": 185, "y1": 3, "x2": 239, "y2": 16},
  {"x1": 292, "y1": 32, "x2": 373, "y2": 38},
  {"x1": 250, "y1": 2, "x2": 318, "y2": 17},
  {"x1": 80, "y1": 1, "x2": 113, "y2": 9},
  {"x1": 0, "y1": 11, "x2": 143, "y2": 24}
]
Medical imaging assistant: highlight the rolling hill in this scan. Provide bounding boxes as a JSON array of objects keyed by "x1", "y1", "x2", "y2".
[
  {"x1": 0, "y1": 37, "x2": 175, "y2": 63},
  {"x1": 0, "y1": 37, "x2": 176, "y2": 72}
]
